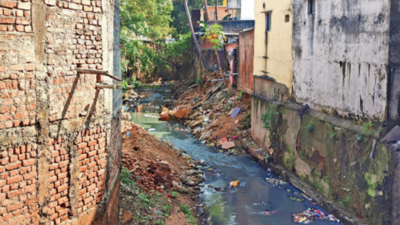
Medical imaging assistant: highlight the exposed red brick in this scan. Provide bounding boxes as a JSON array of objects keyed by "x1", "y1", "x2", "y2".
[
  {"x1": 7, "y1": 203, "x2": 23, "y2": 212},
  {"x1": 22, "y1": 159, "x2": 35, "y2": 166},
  {"x1": 5, "y1": 162, "x2": 21, "y2": 171},
  {"x1": 0, "y1": 1, "x2": 17, "y2": 8},
  {"x1": 7, "y1": 175, "x2": 22, "y2": 184}
]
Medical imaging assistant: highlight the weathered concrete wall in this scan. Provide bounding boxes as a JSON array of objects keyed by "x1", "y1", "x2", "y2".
[
  {"x1": 251, "y1": 95, "x2": 392, "y2": 225},
  {"x1": 0, "y1": 0, "x2": 121, "y2": 223},
  {"x1": 254, "y1": 78, "x2": 289, "y2": 102},
  {"x1": 292, "y1": 0, "x2": 390, "y2": 120},
  {"x1": 253, "y1": 0, "x2": 293, "y2": 90},
  {"x1": 237, "y1": 29, "x2": 254, "y2": 94}
]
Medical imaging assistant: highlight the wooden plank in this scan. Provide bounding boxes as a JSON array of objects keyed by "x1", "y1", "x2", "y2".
[
  {"x1": 76, "y1": 68, "x2": 108, "y2": 74},
  {"x1": 95, "y1": 83, "x2": 134, "y2": 90},
  {"x1": 76, "y1": 68, "x2": 122, "y2": 81}
]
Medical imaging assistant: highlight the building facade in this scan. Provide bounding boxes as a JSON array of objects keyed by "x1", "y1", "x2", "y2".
[
  {"x1": 253, "y1": 0, "x2": 293, "y2": 94},
  {"x1": 0, "y1": 0, "x2": 122, "y2": 223},
  {"x1": 249, "y1": 1, "x2": 400, "y2": 225},
  {"x1": 292, "y1": 0, "x2": 395, "y2": 121}
]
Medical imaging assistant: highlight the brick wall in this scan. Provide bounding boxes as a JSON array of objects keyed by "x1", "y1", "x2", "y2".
[
  {"x1": 0, "y1": 0, "x2": 121, "y2": 222},
  {"x1": 0, "y1": 144, "x2": 39, "y2": 224},
  {"x1": 77, "y1": 128, "x2": 107, "y2": 213}
]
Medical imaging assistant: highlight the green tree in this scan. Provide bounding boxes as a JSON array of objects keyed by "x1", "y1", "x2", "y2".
[
  {"x1": 170, "y1": 0, "x2": 224, "y2": 35},
  {"x1": 202, "y1": 23, "x2": 227, "y2": 86}
]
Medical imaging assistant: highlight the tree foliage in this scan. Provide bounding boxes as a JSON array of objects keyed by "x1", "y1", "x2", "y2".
[
  {"x1": 120, "y1": 0, "x2": 173, "y2": 39},
  {"x1": 120, "y1": 0, "x2": 194, "y2": 79},
  {"x1": 120, "y1": 0, "x2": 223, "y2": 80},
  {"x1": 170, "y1": 0, "x2": 224, "y2": 36},
  {"x1": 202, "y1": 23, "x2": 225, "y2": 49}
]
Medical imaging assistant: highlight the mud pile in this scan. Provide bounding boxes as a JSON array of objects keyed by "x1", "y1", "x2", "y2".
[
  {"x1": 161, "y1": 74, "x2": 258, "y2": 156},
  {"x1": 122, "y1": 155, "x2": 176, "y2": 193}
]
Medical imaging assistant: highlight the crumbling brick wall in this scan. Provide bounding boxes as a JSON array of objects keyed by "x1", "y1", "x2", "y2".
[{"x1": 0, "y1": 0, "x2": 121, "y2": 223}]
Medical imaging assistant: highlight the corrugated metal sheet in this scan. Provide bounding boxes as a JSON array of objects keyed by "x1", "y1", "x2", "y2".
[{"x1": 238, "y1": 29, "x2": 254, "y2": 94}]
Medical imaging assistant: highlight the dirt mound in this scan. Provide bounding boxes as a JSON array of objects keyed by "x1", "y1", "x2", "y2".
[
  {"x1": 120, "y1": 121, "x2": 202, "y2": 224},
  {"x1": 122, "y1": 155, "x2": 177, "y2": 193},
  {"x1": 122, "y1": 121, "x2": 188, "y2": 173}
]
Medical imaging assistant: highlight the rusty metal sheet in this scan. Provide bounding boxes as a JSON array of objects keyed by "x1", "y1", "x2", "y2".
[{"x1": 237, "y1": 29, "x2": 254, "y2": 94}]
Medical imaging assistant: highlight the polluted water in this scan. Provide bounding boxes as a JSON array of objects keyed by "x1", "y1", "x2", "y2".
[{"x1": 128, "y1": 88, "x2": 341, "y2": 225}]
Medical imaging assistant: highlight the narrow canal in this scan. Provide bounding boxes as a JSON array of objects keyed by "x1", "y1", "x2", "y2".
[{"x1": 127, "y1": 88, "x2": 340, "y2": 225}]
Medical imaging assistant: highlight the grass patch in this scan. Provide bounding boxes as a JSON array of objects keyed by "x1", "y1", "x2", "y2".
[
  {"x1": 120, "y1": 169, "x2": 171, "y2": 225},
  {"x1": 180, "y1": 204, "x2": 198, "y2": 225}
]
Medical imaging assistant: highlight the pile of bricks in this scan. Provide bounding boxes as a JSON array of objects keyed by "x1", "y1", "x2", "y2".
[{"x1": 122, "y1": 153, "x2": 177, "y2": 193}]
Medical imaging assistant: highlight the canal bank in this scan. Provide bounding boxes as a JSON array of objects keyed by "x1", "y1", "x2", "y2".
[
  {"x1": 156, "y1": 75, "x2": 393, "y2": 225},
  {"x1": 124, "y1": 86, "x2": 342, "y2": 225}
]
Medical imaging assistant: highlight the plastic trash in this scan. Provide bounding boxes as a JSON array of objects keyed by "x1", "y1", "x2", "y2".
[
  {"x1": 148, "y1": 128, "x2": 156, "y2": 132},
  {"x1": 229, "y1": 180, "x2": 240, "y2": 188},
  {"x1": 253, "y1": 201, "x2": 267, "y2": 206},
  {"x1": 230, "y1": 135, "x2": 238, "y2": 141},
  {"x1": 126, "y1": 132, "x2": 130, "y2": 137},
  {"x1": 293, "y1": 208, "x2": 339, "y2": 224},
  {"x1": 256, "y1": 209, "x2": 278, "y2": 215}
]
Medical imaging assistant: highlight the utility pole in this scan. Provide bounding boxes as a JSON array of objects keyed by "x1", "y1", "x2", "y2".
[
  {"x1": 214, "y1": 0, "x2": 218, "y2": 20},
  {"x1": 184, "y1": 0, "x2": 208, "y2": 70}
]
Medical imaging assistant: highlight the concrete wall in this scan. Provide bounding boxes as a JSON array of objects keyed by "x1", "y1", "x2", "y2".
[
  {"x1": 253, "y1": 0, "x2": 293, "y2": 91},
  {"x1": 292, "y1": 0, "x2": 390, "y2": 120},
  {"x1": 0, "y1": 0, "x2": 121, "y2": 223},
  {"x1": 251, "y1": 95, "x2": 392, "y2": 225},
  {"x1": 200, "y1": 6, "x2": 231, "y2": 21}
]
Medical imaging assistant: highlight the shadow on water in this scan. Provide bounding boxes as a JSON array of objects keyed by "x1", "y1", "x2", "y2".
[{"x1": 127, "y1": 88, "x2": 340, "y2": 225}]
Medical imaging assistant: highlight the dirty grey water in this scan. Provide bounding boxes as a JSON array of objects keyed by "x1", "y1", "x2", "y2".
[{"x1": 127, "y1": 89, "x2": 340, "y2": 225}]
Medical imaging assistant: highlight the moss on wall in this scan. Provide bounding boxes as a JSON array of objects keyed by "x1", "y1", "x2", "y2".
[{"x1": 251, "y1": 96, "x2": 392, "y2": 225}]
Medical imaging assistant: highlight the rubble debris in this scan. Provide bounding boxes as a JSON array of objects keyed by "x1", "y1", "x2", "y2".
[
  {"x1": 121, "y1": 155, "x2": 174, "y2": 193},
  {"x1": 222, "y1": 141, "x2": 236, "y2": 149},
  {"x1": 265, "y1": 178, "x2": 287, "y2": 187}
]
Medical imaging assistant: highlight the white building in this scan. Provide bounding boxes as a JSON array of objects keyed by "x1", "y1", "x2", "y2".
[{"x1": 227, "y1": 0, "x2": 255, "y2": 20}]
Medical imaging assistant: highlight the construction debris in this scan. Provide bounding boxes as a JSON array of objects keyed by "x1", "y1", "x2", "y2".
[{"x1": 122, "y1": 155, "x2": 175, "y2": 193}]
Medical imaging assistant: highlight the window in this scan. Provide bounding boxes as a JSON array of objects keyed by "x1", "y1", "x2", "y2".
[
  {"x1": 265, "y1": 12, "x2": 271, "y2": 32},
  {"x1": 308, "y1": 0, "x2": 315, "y2": 15},
  {"x1": 285, "y1": 14, "x2": 290, "y2": 22}
]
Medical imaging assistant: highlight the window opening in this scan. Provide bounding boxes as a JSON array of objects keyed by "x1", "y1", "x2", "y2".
[
  {"x1": 308, "y1": 0, "x2": 315, "y2": 15},
  {"x1": 265, "y1": 12, "x2": 271, "y2": 32}
]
